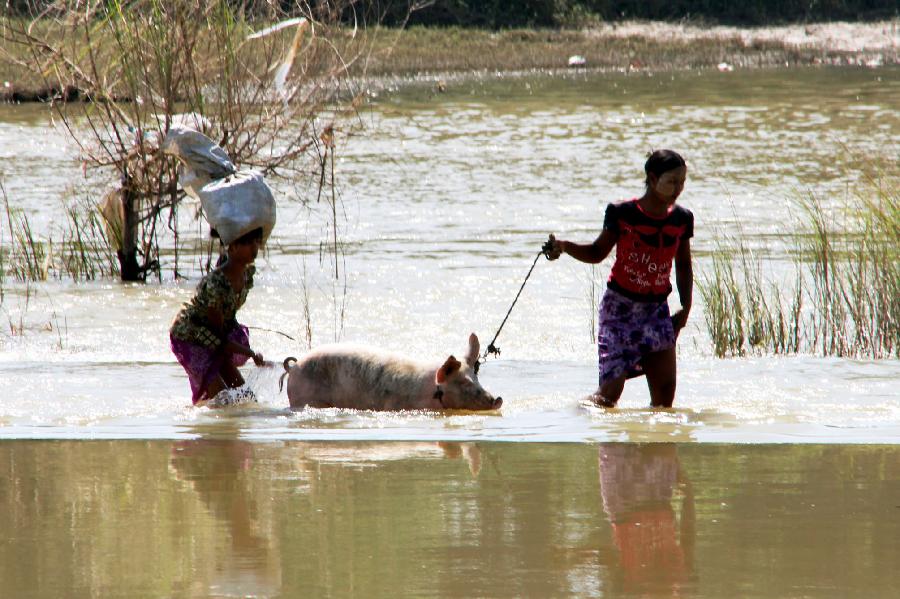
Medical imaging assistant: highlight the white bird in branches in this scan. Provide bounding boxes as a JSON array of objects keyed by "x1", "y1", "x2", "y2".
[{"x1": 245, "y1": 17, "x2": 313, "y2": 98}]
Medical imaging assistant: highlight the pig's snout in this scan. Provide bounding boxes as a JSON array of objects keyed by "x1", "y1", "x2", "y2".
[{"x1": 474, "y1": 390, "x2": 502, "y2": 411}]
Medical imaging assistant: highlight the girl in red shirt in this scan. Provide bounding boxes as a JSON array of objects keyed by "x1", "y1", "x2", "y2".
[{"x1": 548, "y1": 150, "x2": 693, "y2": 407}]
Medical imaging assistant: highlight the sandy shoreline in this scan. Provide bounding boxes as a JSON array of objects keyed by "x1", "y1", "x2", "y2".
[
  {"x1": 1, "y1": 20, "x2": 897, "y2": 102},
  {"x1": 599, "y1": 20, "x2": 899, "y2": 53}
]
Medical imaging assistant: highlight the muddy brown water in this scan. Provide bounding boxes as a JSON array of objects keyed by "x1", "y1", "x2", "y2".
[
  {"x1": 1, "y1": 440, "x2": 898, "y2": 597},
  {"x1": 0, "y1": 66, "x2": 898, "y2": 596}
]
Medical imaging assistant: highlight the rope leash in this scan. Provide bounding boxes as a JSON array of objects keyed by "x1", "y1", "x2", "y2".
[
  {"x1": 251, "y1": 237, "x2": 555, "y2": 373},
  {"x1": 479, "y1": 237, "x2": 554, "y2": 368}
]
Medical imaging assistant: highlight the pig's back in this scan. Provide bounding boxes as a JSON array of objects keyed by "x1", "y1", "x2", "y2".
[{"x1": 289, "y1": 345, "x2": 431, "y2": 410}]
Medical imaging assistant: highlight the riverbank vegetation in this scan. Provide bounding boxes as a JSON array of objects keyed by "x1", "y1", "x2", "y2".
[
  {"x1": 1, "y1": 0, "x2": 367, "y2": 281},
  {"x1": 699, "y1": 170, "x2": 899, "y2": 359},
  {"x1": 4, "y1": 21, "x2": 897, "y2": 98},
  {"x1": 358, "y1": 22, "x2": 896, "y2": 78},
  {"x1": 2, "y1": 3, "x2": 897, "y2": 361}
]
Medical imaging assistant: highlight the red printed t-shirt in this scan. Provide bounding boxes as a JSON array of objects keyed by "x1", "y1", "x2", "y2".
[{"x1": 603, "y1": 199, "x2": 694, "y2": 302}]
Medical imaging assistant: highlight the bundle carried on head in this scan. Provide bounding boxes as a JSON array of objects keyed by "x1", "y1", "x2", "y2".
[{"x1": 161, "y1": 124, "x2": 276, "y2": 246}]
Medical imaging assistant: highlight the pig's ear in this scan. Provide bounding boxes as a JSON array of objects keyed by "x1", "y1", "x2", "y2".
[
  {"x1": 436, "y1": 355, "x2": 462, "y2": 385},
  {"x1": 465, "y1": 333, "x2": 480, "y2": 367}
]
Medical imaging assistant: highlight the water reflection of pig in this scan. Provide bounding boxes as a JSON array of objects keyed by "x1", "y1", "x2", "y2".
[{"x1": 280, "y1": 334, "x2": 502, "y2": 411}]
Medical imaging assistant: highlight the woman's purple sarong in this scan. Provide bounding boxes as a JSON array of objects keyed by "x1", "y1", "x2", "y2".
[
  {"x1": 597, "y1": 288, "x2": 675, "y2": 385},
  {"x1": 170, "y1": 325, "x2": 251, "y2": 404}
]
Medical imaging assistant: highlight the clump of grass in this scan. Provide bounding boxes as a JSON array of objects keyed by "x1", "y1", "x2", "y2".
[
  {"x1": 2, "y1": 180, "x2": 50, "y2": 282},
  {"x1": 1, "y1": 179, "x2": 119, "y2": 283},
  {"x1": 699, "y1": 233, "x2": 804, "y2": 357},
  {"x1": 800, "y1": 183, "x2": 899, "y2": 358},
  {"x1": 60, "y1": 196, "x2": 120, "y2": 280},
  {"x1": 700, "y1": 177, "x2": 899, "y2": 359},
  {"x1": 699, "y1": 243, "x2": 745, "y2": 357}
]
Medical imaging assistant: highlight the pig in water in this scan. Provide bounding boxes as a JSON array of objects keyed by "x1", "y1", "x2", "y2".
[{"x1": 280, "y1": 333, "x2": 502, "y2": 411}]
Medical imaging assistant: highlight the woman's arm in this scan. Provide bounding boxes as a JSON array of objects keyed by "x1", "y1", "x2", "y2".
[
  {"x1": 206, "y1": 305, "x2": 261, "y2": 363},
  {"x1": 547, "y1": 229, "x2": 617, "y2": 264},
  {"x1": 672, "y1": 238, "x2": 693, "y2": 334}
]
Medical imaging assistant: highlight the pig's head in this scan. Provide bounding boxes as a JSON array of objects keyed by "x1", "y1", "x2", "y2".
[{"x1": 435, "y1": 333, "x2": 502, "y2": 411}]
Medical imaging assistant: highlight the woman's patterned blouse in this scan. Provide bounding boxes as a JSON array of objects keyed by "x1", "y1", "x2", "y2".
[{"x1": 170, "y1": 265, "x2": 256, "y2": 348}]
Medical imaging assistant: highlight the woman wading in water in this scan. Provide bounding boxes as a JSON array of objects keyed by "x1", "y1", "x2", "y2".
[
  {"x1": 547, "y1": 150, "x2": 693, "y2": 407},
  {"x1": 170, "y1": 227, "x2": 267, "y2": 406}
]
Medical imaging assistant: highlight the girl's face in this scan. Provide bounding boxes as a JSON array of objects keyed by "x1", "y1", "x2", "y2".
[
  {"x1": 650, "y1": 166, "x2": 687, "y2": 205},
  {"x1": 228, "y1": 238, "x2": 261, "y2": 264}
]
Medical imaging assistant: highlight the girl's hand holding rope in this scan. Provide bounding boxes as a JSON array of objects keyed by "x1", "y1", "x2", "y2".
[{"x1": 543, "y1": 234, "x2": 564, "y2": 260}]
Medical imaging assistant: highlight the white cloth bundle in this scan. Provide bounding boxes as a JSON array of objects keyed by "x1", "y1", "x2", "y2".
[
  {"x1": 199, "y1": 171, "x2": 276, "y2": 245},
  {"x1": 161, "y1": 124, "x2": 275, "y2": 245}
]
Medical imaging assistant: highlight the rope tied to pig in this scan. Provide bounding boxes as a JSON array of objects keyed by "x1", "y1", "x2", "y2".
[{"x1": 479, "y1": 237, "x2": 555, "y2": 370}]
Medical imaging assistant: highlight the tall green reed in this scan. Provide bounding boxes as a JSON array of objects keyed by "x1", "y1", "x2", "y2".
[
  {"x1": 2, "y1": 180, "x2": 50, "y2": 282},
  {"x1": 60, "y1": 196, "x2": 120, "y2": 280},
  {"x1": 799, "y1": 182, "x2": 899, "y2": 358},
  {"x1": 1, "y1": 179, "x2": 119, "y2": 283},
  {"x1": 699, "y1": 179, "x2": 898, "y2": 359}
]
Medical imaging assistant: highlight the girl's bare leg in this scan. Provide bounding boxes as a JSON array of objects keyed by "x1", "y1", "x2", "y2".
[
  {"x1": 202, "y1": 361, "x2": 246, "y2": 405},
  {"x1": 220, "y1": 359, "x2": 246, "y2": 388},
  {"x1": 203, "y1": 375, "x2": 227, "y2": 404},
  {"x1": 590, "y1": 375, "x2": 626, "y2": 407},
  {"x1": 642, "y1": 347, "x2": 677, "y2": 407}
]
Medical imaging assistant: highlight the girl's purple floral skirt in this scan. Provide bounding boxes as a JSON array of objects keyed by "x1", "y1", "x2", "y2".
[
  {"x1": 597, "y1": 287, "x2": 675, "y2": 385},
  {"x1": 170, "y1": 325, "x2": 250, "y2": 404}
]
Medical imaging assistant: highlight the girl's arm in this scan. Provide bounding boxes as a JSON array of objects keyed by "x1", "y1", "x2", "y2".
[
  {"x1": 672, "y1": 238, "x2": 693, "y2": 333},
  {"x1": 548, "y1": 229, "x2": 617, "y2": 264},
  {"x1": 206, "y1": 305, "x2": 260, "y2": 362}
]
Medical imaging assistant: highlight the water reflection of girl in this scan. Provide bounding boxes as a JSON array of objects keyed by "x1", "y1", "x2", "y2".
[
  {"x1": 169, "y1": 438, "x2": 281, "y2": 595},
  {"x1": 599, "y1": 443, "x2": 695, "y2": 594}
]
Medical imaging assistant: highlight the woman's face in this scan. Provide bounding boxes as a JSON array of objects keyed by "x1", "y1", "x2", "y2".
[
  {"x1": 229, "y1": 238, "x2": 261, "y2": 264},
  {"x1": 650, "y1": 166, "x2": 687, "y2": 204}
]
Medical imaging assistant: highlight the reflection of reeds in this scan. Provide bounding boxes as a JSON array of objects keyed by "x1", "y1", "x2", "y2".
[{"x1": 700, "y1": 180, "x2": 898, "y2": 359}]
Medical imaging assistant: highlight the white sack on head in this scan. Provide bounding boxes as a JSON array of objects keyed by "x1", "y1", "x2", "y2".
[
  {"x1": 161, "y1": 124, "x2": 276, "y2": 246},
  {"x1": 198, "y1": 171, "x2": 276, "y2": 246}
]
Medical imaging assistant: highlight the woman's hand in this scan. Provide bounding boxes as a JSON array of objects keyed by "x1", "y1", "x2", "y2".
[
  {"x1": 544, "y1": 234, "x2": 566, "y2": 261},
  {"x1": 671, "y1": 308, "x2": 690, "y2": 337},
  {"x1": 252, "y1": 351, "x2": 266, "y2": 367}
]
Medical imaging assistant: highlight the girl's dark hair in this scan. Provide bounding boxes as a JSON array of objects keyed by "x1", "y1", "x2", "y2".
[
  {"x1": 644, "y1": 149, "x2": 686, "y2": 187},
  {"x1": 231, "y1": 227, "x2": 264, "y2": 246}
]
